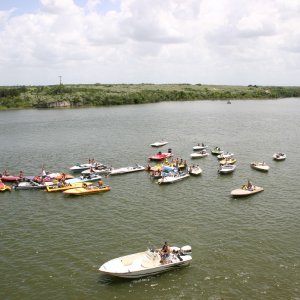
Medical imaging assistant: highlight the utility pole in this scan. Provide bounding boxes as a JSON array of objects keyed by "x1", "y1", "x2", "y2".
[{"x1": 58, "y1": 75, "x2": 62, "y2": 85}]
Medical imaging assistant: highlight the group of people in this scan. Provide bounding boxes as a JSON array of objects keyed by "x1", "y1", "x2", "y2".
[
  {"x1": 242, "y1": 180, "x2": 254, "y2": 191},
  {"x1": 0, "y1": 169, "x2": 24, "y2": 178}
]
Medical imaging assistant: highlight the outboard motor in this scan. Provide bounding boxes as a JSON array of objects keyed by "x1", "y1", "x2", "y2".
[
  {"x1": 180, "y1": 245, "x2": 192, "y2": 255},
  {"x1": 168, "y1": 148, "x2": 172, "y2": 153}
]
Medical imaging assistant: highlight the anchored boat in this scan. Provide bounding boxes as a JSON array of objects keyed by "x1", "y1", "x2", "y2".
[{"x1": 99, "y1": 244, "x2": 192, "y2": 279}]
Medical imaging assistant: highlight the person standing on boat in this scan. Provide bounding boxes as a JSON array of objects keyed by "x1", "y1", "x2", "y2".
[
  {"x1": 19, "y1": 170, "x2": 24, "y2": 178},
  {"x1": 247, "y1": 180, "x2": 253, "y2": 191},
  {"x1": 161, "y1": 241, "x2": 171, "y2": 261}
]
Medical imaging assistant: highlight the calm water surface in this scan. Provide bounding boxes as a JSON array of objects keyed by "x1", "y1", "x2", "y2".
[{"x1": 0, "y1": 99, "x2": 299, "y2": 300}]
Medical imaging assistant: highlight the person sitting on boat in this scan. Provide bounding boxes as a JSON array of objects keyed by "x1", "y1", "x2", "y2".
[
  {"x1": 3, "y1": 169, "x2": 9, "y2": 176},
  {"x1": 98, "y1": 180, "x2": 103, "y2": 187},
  {"x1": 19, "y1": 170, "x2": 24, "y2": 178}
]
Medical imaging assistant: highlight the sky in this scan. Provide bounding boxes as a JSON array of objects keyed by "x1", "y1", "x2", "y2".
[{"x1": 0, "y1": 0, "x2": 299, "y2": 86}]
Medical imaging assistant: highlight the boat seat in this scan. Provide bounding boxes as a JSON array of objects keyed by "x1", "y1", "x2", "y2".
[
  {"x1": 141, "y1": 259, "x2": 160, "y2": 268},
  {"x1": 121, "y1": 256, "x2": 134, "y2": 266}
]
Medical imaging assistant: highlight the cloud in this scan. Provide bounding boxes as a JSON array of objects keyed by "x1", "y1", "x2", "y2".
[
  {"x1": 40, "y1": 0, "x2": 81, "y2": 15},
  {"x1": 0, "y1": 0, "x2": 299, "y2": 85}
]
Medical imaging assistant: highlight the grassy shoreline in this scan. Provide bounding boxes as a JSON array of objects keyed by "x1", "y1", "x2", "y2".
[{"x1": 1, "y1": 83, "x2": 300, "y2": 110}]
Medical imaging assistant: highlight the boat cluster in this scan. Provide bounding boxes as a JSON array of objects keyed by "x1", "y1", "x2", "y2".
[
  {"x1": 0, "y1": 140, "x2": 287, "y2": 279},
  {"x1": 0, "y1": 139, "x2": 286, "y2": 198},
  {"x1": 0, "y1": 159, "x2": 147, "y2": 195}
]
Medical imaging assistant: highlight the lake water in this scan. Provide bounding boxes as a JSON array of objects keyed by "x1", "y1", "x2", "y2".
[{"x1": 0, "y1": 99, "x2": 299, "y2": 300}]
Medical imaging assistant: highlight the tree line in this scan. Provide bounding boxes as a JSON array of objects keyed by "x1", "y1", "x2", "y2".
[{"x1": 0, "y1": 84, "x2": 300, "y2": 110}]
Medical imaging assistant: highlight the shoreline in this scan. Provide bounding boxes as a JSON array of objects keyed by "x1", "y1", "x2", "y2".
[{"x1": 1, "y1": 83, "x2": 299, "y2": 110}]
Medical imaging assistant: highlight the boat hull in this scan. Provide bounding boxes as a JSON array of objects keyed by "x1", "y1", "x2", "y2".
[{"x1": 101, "y1": 259, "x2": 190, "y2": 279}]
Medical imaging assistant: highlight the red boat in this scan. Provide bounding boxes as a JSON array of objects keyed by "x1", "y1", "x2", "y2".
[
  {"x1": 0, "y1": 175, "x2": 21, "y2": 182},
  {"x1": 148, "y1": 149, "x2": 173, "y2": 161}
]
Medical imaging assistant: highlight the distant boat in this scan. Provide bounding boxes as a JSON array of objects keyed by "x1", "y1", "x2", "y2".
[
  {"x1": 219, "y1": 158, "x2": 237, "y2": 165},
  {"x1": 190, "y1": 150, "x2": 209, "y2": 158},
  {"x1": 193, "y1": 143, "x2": 208, "y2": 151},
  {"x1": 150, "y1": 140, "x2": 168, "y2": 147},
  {"x1": 188, "y1": 165, "x2": 202, "y2": 176},
  {"x1": 211, "y1": 147, "x2": 223, "y2": 155},
  {"x1": 109, "y1": 165, "x2": 145, "y2": 175},
  {"x1": 227, "y1": 100, "x2": 231, "y2": 104},
  {"x1": 273, "y1": 153, "x2": 286, "y2": 161},
  {"x1": 13, "y1": 181, "x2": 45, "y2": 190},
  {"x1": 250, "y1": 162, "x2": 270, "y2": 172},
  {"x1": 63, "y1": 184, "x2": 110, "y2": 196},
  {"x1": 231, "y1": 182, "x2": 264, "y2": 197},
  {"x1": 217, "y1": 152, "x2": 234, "y2": 160},
  {"x1": 218, "y1": 164, "x2": 236, "y2": 174},
  {"x1": 158, "y1": 171, "x2": 189, "y2": 184},
  {"x1": 149, "y1": 149, "x2": 173, "y2": 161}
]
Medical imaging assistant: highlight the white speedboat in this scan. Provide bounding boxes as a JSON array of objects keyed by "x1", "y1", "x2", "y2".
[
  {"x1": 193, "y1": 143, "x2": 208, "y2": 151},
  {"x1": 150, "y1": 140, "x2": 168, "y2": 147},
  {"x1": 273, "y1": 153, "x2": 286, "y2": 161},
  {"x1": 188, "y1": 166, "x2": 202, "y2": 176},
  {"x1": 69, "y1": 161, "x2": 104, "y2": 172},
  {"x1": 70, "y1": 163, "x2": 94, "y2": 172},
  {"x1": 65, "y1": 173, "x2": 102, "y2": 184},
  {"x1": 190, "y1": 150, "x2": 209, "y2": 158},
  {"x1": 158, "y1": 172, "x2": 189, "y2": 184},
  {"x1": 109, "y1": 165, "x2": 145, "y2": 175},
  {"x1": 99, "y1": 245, "x2": 192, "y2": 279},
  {"x1": 231, "y1": 183, "x2": 264, "y2": 197},
  {"x1": 217, "y1": 152, "x2": 234, "y2": 160},
  {"x1": 13, "y1": 180, "x2": 45, "y2": 190},
  {"x1": 81, "y1": 166, "x2": 112, "y2": 175},
  {"x1": 250, "y1": 162, "x2": 270, "y2": 172},
  {"x1": 218, "y1": 164, "x2": 236, "y2": 174}
]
